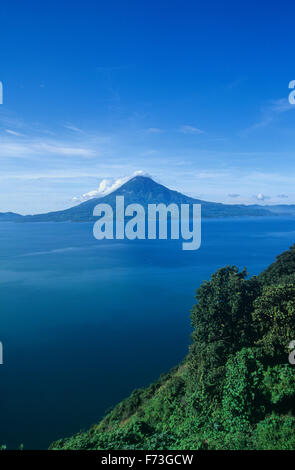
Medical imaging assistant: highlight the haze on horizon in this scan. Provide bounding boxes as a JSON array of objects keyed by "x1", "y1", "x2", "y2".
[{"x1": 1, "y1": 1, "x2": 295, "y2": 214}]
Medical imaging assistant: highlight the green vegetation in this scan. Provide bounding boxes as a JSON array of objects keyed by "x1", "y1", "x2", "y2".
[{"x1": 50, "y1": 245, "x2": 295, "y2": 450}]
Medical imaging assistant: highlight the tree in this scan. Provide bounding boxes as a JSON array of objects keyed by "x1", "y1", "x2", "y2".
[
  {"x1": 189, "y1": 266, "x2": 260, "y2": 400},
  {"x1": 222, "y1": 348, "x2": 265, "y2": 430},
  {"x1": 252, "y1": 284, "x2": 295, "y2": 359},
  {"x1": 259, "y1": 244, "x2": 295, "y2": 286}
]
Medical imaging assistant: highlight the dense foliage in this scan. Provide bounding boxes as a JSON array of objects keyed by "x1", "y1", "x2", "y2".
[{"x1": 50, "y1": 245, "x2": 295, "y2": 450}]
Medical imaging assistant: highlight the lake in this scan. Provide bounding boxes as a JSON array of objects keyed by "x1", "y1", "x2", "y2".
[{"x1": 0, "y1": 217, "x2": 295, "y2": 449}]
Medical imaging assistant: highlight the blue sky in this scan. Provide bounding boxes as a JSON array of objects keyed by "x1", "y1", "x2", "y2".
[{"x1": 1, "y1": 0, "x2": 295, "y2": 213}]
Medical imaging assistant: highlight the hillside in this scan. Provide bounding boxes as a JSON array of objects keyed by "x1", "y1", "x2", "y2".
[
  {"x1": 0, "y1": 212, "x2": 23, "y2": 221},
  {"x1": 50, "y1": 245, "x2": 295, "y2": 450}
]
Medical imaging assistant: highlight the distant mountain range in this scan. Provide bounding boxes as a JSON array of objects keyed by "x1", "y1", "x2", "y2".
[
  {"x1": 0, "y1": 212, "x2": 23, "y2": 221},
  {"x1": 1, "y1": 176, "x2": 295, "y2": 222}
]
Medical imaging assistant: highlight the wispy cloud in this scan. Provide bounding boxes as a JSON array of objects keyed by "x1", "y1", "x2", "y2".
[
  {"x1": 243, "y1": 98, "x2": 295, "y2": 134},
  {"x1": 0, "y1": 139, "x2": 98, "y2": 159},
  {"x1": 196, "y1": 170, "x2": 230, "y2": 179},
  {"x1": 179, "y1": 125, "x2": 204, "y2": 135},
  {"x1": 63, "y1": 123, "x2": 83, "y2": 133},
  {"x1": 5, "y1": 129, "x2": 24, "y2": 136},
  {"x1": 36, "y1": 142, "x2": 96, "y2": 157}
]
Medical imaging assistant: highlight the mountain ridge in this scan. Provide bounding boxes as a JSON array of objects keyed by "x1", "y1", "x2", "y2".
[{"x1": 1, "y1": 175, "x2": 294, "y2": 221}]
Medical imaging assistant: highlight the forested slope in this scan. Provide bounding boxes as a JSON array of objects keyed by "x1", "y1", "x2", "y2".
[{"x1": 50, "y1": 245, "x2": 295, "y2": 450}]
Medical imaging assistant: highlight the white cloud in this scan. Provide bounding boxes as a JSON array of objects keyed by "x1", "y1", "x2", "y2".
[
  {"x1": 73, "y1": 170, "x2": 151, "y2": 202},
  {"x1": 255, "y1": 193, "x2": 270, "y2": 202},
  {"x1": 0, "y1": 140, "x2": 98, "y2": 159},
  {"x1": 256, "y1": 193, "x2": 265, "y2": 201},
  {"x1": 63, "y1": 123, "x2": 83, "y2": 133},
  {"x1": 36, "y1": 143, "x2": 96, "y2": 157},
  {"x1": 179, "y1": 125, "x2": 204, "y2": 135},
  {"x1": 5, "y1": 129, "x2": 24, "y2": 136}
]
